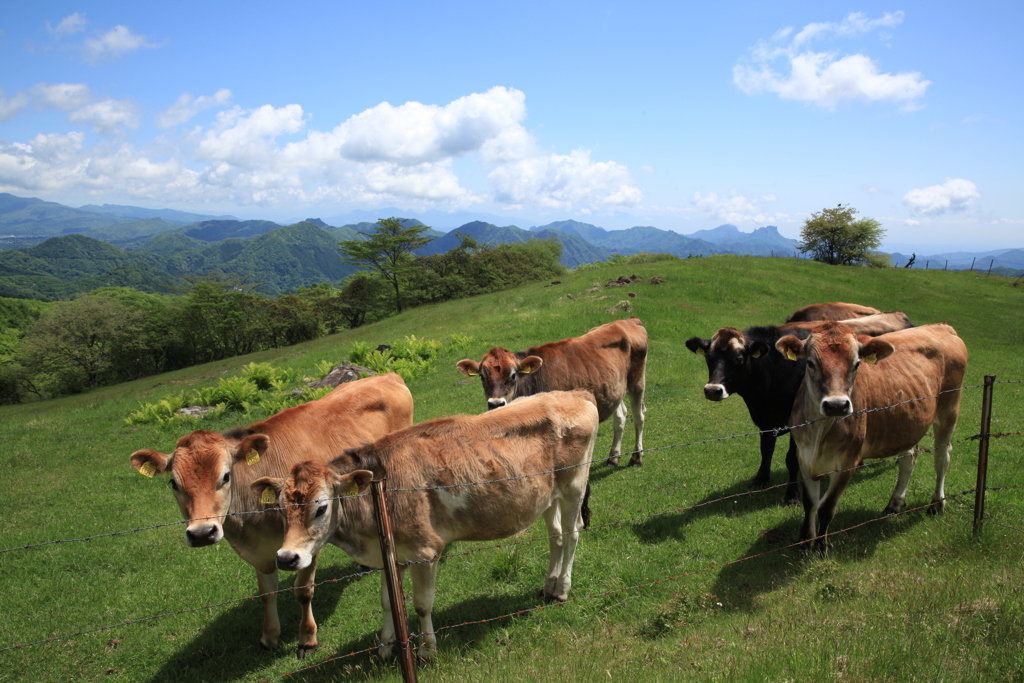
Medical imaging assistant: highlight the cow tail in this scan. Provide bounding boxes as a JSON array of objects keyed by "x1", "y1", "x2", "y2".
[{"x1": 581, "y1": 482, "x2": 592, "y2": 529}]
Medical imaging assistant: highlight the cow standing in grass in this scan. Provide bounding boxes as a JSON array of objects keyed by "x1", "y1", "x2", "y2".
[
  {"x1": 776, "y1": 322, "x2": 967, "y2": 551},
  {"x1": 686, "y1": 311, "x2": 913, "y2": 504},
  {"x1": 456, "y1": 316, "x2": 647, "y2": 466},
  {"x1": 786, "y1": 301, "x2": 882, "y2": 323},
  {"x1": 252, "y1": 390, "x2": 599, "y2": 661},
  {"x1": 129, "y1": 373, "x2": 413, "y2": 658}
]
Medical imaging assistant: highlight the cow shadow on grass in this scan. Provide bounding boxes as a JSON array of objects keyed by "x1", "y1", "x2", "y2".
[
  {"x1": 305, "y1": 589, "x2": 545, "y2": 680},
  {"x1": 148, "y1": 561, "x2": 367, "y2": 683},
  {"x1": 628, "y1": 461, "x2": 896, "y2": 547},
  {"x1": 708, "y1": 504, "x2": 928, "y2": 612}
]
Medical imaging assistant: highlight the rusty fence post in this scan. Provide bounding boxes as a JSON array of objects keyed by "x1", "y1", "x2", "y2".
[
  {"x1": 973, "y1": 375, "x2": 995, "y2": 535},
  {"x1": 371, "y1": 478, "x2": 418, "y2": 683}
]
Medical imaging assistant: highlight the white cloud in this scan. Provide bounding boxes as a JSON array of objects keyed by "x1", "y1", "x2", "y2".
[
  {"x1": 157, "y1": 89, "x2": 233, "y2": 128},
  {"x1": 47, "y1": 13, "x2": 86, "y2": 37},
  {"x1": 905, "y1": 219, "x2": 921, "y2": 225},
  {"x1": 83, "y1": 25, "x2": 155, "y2": 63},
  {"x1": 902, "y1": 178, "x2": 980, "y2": 215},
  {"x1": 693, "y1": 191, "x2": 776, "y2": 224},
  {"x1": 0, "y1": 87, "x2": 641, "y2": 212},
  {"x1": 734, "y1": 12, "x2": 929, "y2": 111},
  {"x1": 0, "y1": 89, "x2": 28, "y2": 121}
]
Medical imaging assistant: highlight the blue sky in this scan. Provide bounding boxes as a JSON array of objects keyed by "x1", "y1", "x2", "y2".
[{"x1": 1, "y1": 2, "x2": 1020, "y2": 250}]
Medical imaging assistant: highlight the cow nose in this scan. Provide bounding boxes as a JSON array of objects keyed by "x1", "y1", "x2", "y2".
[
  {"x1": 185, "y1": 524, "x2": 220, "y2": 547},
  {"x1": 277, "y1": 550, "x2": 301, "y2": 571},
  {"x1": 486, "y1": 398, "x2": 507, "y2": 410},
  {"x1": 821, "y1": 397, "x2": 852, "y2": 417},
  {"x1": 703, "y1": 384, "x2": 728, "y2": 401}
]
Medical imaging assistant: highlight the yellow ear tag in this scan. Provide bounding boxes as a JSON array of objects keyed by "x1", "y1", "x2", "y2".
[
  {"x1": 343, "y1": 483, "x2": 360, "y2": 497},
  {"x1": 785, "y1": 349, "x2": 798, "y2": 362},
  {"x1": 520, "y1": 366, "x2": 531, "y2": 374},
  {"x1": 468, "y1": 369, "x2": 479, "y2": 376},
  {"x1": 246, "y1": 449, "x2": 260, "y2": 466},
  {"x1": 863, "y1": 353, "x2": 878, "y2": 365},
  {"x1": 260, "y1": 488, "x2": 277, "y2": 505},
  {"x1": 139, "y1": 461, "x2": 156, "y2": 478},
  {"x1": 751, "y1": 349, "x2": 762, "y2": 359},
  {"x1": 696, "y1": 347, "x2": 705, "y2": 356}
]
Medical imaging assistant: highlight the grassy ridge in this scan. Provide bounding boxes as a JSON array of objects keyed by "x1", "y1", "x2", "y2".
[{"x1": 1, "y1": 255, "x2": 1022, "y2": 682}]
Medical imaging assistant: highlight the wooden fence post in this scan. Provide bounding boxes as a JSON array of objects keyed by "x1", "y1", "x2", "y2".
[
  {"x1": 973, "y1": 375, "x2": 995, "y2": 535},
  {"x1": 371, "y1": 478, "x2": 418, "y2": 683}
]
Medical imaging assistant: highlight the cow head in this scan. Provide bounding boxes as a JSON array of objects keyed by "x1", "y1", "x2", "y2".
[
  {"x1": 776, "y1": 322, "x2": 895, "y2": 417},
  {"x1": 456, "y1": 348, "x2": 543, "y2": 410},
  {"x1": 685, "y1": 328, "x2": 773, "y2": 401},
  {"x1": 130, "y1": 430, "x2": 270, "y2": 547},
  {"x1": 252, "y1": 461, "x2": 373, "y2": 571}
]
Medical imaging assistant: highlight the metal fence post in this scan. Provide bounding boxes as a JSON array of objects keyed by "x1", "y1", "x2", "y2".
[
  {"x1": 371, "y1": 478, "x2": 418, "y2": 683},
  {"x1": 973, "y1": 375, "x2": 995, "y2": 534}
]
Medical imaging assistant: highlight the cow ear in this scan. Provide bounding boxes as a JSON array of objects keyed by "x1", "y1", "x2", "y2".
[
  {"x1": 234, "y1": 434, "x2": 270, "y2": 467},
  {"x1": 859, "y1": 338, "x2": 895, "y2": 365},
  {"x1": 333, "y1": 470, "x2": 374, "y2": 498},
  {"x1": 251, "y1": 477, "x2": 284, "y2": 506},
  {"x1": 130, "y1": 449, "x2": 172, "y2": 478},
  {"x1": 775, "y1": 335, "x2": 805, "y2": 362},
  {"x1": 748, "y1": 341, "x2": 770, "y2": 360},
  {"x1": 685, "y1": 337, "x2": 709, "y2": 356},
  {"x1": 456, "y1": 359, "x2": 480, "y2": 377},
  {"x1": 518, "y1": 356, "x2": 543, "y2": 375}
]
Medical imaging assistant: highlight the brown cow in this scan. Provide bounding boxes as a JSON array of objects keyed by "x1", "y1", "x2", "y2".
[
  {"x1": 456, "y1": 316, "x2": 647, "y2": 466},
  {"x1": 776, "y1": 323, "x2": 967, "y2": 551},
  {"x1": 786, "y1": 301, "x2": 882, "y2": 323},
  {"x1": 251, "y1": 390, "x2": 599, "y2": 660},
  {"x1": 129, "y1": 372, "x2": 413, "y2": 658}
]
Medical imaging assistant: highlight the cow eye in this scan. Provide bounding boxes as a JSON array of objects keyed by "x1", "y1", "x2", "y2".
[
  {"x1": 315, "y1": 504, "x2": 328, "y2": 518},
  {"x1": 222, "y1": 472, "x2": 231, "y2": 485},
  {"x1": 169, "y1": 478, "x2": 179, "y2": 491}
]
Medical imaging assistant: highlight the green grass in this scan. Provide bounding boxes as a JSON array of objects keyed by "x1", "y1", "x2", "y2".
[{"x1": 1, "y1": 255, "x2": 1022, "y2": 682}]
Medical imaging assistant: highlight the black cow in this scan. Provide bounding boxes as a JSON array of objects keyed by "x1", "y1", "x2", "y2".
[{"x1": 685, "y1": 312, "x2": 914, "y2": 505}]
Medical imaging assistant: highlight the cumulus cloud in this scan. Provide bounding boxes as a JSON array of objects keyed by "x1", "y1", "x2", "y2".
[
  {"x1": 0, "y1": 89, "x2": 28, "y2": 121},
  {"x1": 0, "y1": 86, "x2": 641, "y2": 211},
  {"x1": 47, "y1": 13, "x2": 86, "y2": 37},
  {"x1": 693, "y1": 191, "x2": 776, "y2": 224},
  {"x1": 734, "y1": 12, "x2": 929, "y2": 111},
  {"x1": 902, "y1": 178, "x2": 980, "y2": 215},
  {"x1": 157, "y1": 89, "x2": 232, "y2": 128},
  {"x1": 83, "y1": 25, "x2": 155, "y2": 63}
]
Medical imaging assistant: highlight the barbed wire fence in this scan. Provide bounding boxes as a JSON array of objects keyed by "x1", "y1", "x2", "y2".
[{"x1": 1, "y1": 376, "x2": 1021, "y2": 681}]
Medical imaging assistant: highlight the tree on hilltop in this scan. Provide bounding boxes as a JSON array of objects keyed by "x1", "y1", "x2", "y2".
[
  {"x1": 798, "y1": 205, "x2": 888, "y2": 267},
  {"x1": 338, "y1": 217, "x2": 433, "y2": 314}
]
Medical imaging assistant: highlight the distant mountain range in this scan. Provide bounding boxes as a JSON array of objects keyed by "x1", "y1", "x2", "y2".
[{"x1": 0, "y1": 193, "x2": 1020, "y2": 300}]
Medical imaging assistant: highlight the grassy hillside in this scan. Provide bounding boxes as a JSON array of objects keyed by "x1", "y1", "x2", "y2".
[{"x1": 1, "y1": 255, "x2": 1022, "y2": 682}]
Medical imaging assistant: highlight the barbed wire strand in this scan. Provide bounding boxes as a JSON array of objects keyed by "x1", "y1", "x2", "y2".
[{"x1": 1, "y1": 380, "x2": 1014, "y2": 556}]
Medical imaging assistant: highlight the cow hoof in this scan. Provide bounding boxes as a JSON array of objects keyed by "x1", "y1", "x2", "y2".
[
  {"x1": 783, "y1": 494, "x2": 801, "y2": 507},
  {"x1": 258, "y1": 639, "x2": 278, "y2": 652},
  {"x1": 296, "y1": 643, "x2": 318, "y2": 660},
  {"x1": 927, "y1": 502, "x2": 945, "y2": 516},
  {"x1": 749, "y1": 476, "x2": 770, "y2": 489},
  {"x1": 882, "y1": 504, "x2": 901, "y2": 516},
  {"x1": 627, "y1": 457, "x2": 643, "y2": 467},
  {"x1": 605, "y1": 457, "x2": 620, "y2": 467}
]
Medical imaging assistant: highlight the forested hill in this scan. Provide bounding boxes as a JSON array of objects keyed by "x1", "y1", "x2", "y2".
[{"x1": 0, "y1": 222, "x2": 361, "y2": 299}]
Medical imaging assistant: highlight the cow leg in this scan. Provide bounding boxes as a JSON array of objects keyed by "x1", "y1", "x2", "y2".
[
  {"x1": 541, "y1": 501, "x2": 565, "y2": 600},
  {"x1": 378, "y1": 566, "x2": 404, "y2": 659},
  {"x1": 815, "y1": 470, "x2": 854, "y2": 553},
  {"x1": 799, "y1": 476, "x2": 820, "y2": 547},
  {"x1": 409, "y1": 559, "x2": 440, "y2": 660},
  {"x1": 294, "y1": 552, "x2": 319, "y2": 659},
  {"x1": 884, "y1": 449, "x2": 917, "y2": 515},
  {"x1": 554, "y1": 484, "x2": 585, "y2": 600},
  {"x1": 930, "y1": 416, "x2": 957, "y2": 515},
  {"x1": 626, "y1": 390, "x2": 646, "y2": 467},
  {"x1": 606, "y1": 400, "x2": 628, "y2": 466},
  {"x1": 255, "y1": 569, "x2": 282, "y2": 650},
  {"x1": 753, "y1": 432, "x2": 775, "y2": 488},
  {"x1": 783, "y1": 436, "x2": 801, "y2": 506}
]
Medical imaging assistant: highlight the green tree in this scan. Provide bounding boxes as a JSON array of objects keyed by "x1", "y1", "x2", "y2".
[
  {"x1": 338, "y1": 217, "x2": 433, "y2": 314},
  {"x1": 798, "y1": 205, "x2": 888, "y2": 266}
]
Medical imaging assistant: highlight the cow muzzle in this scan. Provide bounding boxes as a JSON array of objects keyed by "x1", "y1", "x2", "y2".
[
  {"x1": 820, "y1": 396, "x2": 853, "y2": 417},
  {"x1": 703, "y1": 383, "x2": 729, "y2": 401},
  {"x1": 486, "y1": 398, "x2": 508, "y2": 410},
  {"x1": 276, "y1": 549, "x2": 311, "y2": 571},
  {"x1": 185, "y1": 522, "x2": 223, "y2": 547}
]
